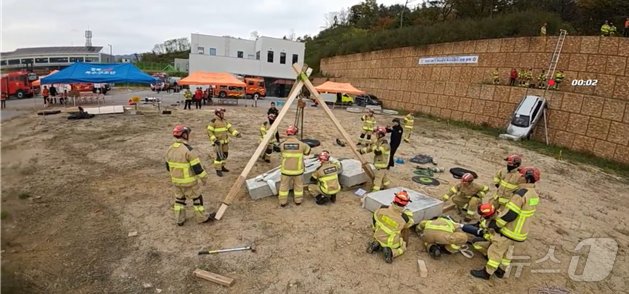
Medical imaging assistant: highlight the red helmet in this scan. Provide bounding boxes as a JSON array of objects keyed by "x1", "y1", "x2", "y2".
[
  {"x1": 318, "y1": 151, "x2": 330, "y2": 162},
  {"x1": 393, "y1": 190, "x2": 411, "y2": 206},
  {"x1": 504, "y1": 154, "x2": 522, "y2": 167},
  {"x1": 172, "y1": 125, "x2": 190, "y2": 138},
  {"x1": 286, "y1": 125, "x2": 299, "y2": 136},
  {"x1": 375, "y1": 126, "x2": 387, "y2": 137},
  {"x1": 461, "y1": 173, "x2": 474, "y2": 183},
  {"x1": 268, "y1": 113, "x2": 276, "y2": 121},
  {"x1": 478, "y1": 203, "x2": 495, "y2": 218},
  {"x1": 518, "y1": 166, "x2": 541, "y2": 183}
]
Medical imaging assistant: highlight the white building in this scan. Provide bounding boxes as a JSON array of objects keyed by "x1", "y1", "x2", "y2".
[{"x1": 189, "y1": 34, "x2": 305, "y2": 80}]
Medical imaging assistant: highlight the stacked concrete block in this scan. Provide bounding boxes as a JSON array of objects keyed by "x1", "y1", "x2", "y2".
[{"x1": 362, "y1": 187, "x2": 444, "y2": 224}]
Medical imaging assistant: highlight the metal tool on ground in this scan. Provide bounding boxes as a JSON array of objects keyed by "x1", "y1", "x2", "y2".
[
  {"x1": 336, "y1": 138, "x2": 346, "y2": 147},
  {"x1": 412, "y1": 176, "x2": 440, "y2": 186},
  {"x1": 198, "y1": 243, "x2": 256, "y2": 255},
  {"x1": 410, "y1": 154, "x2": 437, "y2": 165}
]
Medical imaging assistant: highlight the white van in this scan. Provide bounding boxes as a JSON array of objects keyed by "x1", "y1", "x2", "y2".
[{"x1": 505, "y1": 95, "x2": 547, "y2": 139}]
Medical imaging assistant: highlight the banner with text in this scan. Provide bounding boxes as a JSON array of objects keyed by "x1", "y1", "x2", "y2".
[{"x1": 418, "y1": 55, "x2": 479, "y2": 65}]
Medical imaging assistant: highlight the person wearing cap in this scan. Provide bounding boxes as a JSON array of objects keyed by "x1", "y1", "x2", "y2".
[
  {"x1": 367, "y1": 190, "x2": 414, "y2": 263},
  {"x1": 416, "y1": 215, "x2": 468, "y2": 259},
  {"x1": 386, "y1": 118, "x2": 403, "y2": 168},
  {"x1": 307, "y1": 150, "x2": 341, "y2": 205},
  {"x1": 471, "y1": 167, "x2": 541, "y2": 280},
  {"x1": 165, "y1": 125, "x2": 214, "y2": 226},
  {"x1": 207, "y1": 108, "x2": 241, "y2": 177},
  {"x1": 442, "y1": 173, "x2": 489, "y2": 222}
]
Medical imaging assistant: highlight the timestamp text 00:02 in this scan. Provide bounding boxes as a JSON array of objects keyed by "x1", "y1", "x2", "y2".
[{"x1": 571, "y1": 79, "x2": 598, "y2": 86}]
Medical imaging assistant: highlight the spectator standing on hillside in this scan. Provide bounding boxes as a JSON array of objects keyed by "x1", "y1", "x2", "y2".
[
  {"x1": 540, "y1": 23, "x2": 547, "y2": 36},
  {"x1": 624, "y1": 17, "x2": 629, "y2": 37},
  {"x1": 609, "y1": 22, "x2": 618, "y2": 36},
  {"x1": 601, "y1": 20, "x2": 612, "y2": 36},
  {"x1": 509, "y1": 68, "x2": 518, "y2": 86}
]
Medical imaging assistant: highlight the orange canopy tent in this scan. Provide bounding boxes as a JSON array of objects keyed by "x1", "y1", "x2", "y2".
[
  {"x1": 178, "y1": 72, "x2": 246, "y2": 87},
  {"x1": 32, "y1": 70, "x2": 59, "y2": 86},
  {"x1": 314, "y1": 81, "x2": 365, "y2": 95}
]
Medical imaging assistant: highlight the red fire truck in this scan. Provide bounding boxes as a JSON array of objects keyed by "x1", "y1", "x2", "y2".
[{"x1": 0, "y1": 70, "x2": 38, "y2": 99}]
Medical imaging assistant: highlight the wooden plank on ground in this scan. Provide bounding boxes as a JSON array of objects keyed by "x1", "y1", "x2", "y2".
[{"x1": 193, "y1": 269, "x2": 235, "y2": 287}]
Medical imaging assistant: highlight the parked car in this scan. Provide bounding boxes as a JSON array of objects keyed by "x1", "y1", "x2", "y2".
[
  {"x1": 92, "y1": 83, "x2": 110, "y2": 94},
  {"x1": 505, "y1": 95, "x2": 547, "y2": 140},
  {"x1": 354, "y1": 94, "x2": 382, "y2": 106}
]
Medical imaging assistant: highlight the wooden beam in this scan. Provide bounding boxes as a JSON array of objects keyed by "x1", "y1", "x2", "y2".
[
  {"x1": 292, "y1": 64, "x2": 375, "y2": 180},
  {"x1": 214, "y1": 65, "x2": 311, "y2": 220},
  {"x1": 193, "y1": 269, "x2": 235, "y2": 287}
]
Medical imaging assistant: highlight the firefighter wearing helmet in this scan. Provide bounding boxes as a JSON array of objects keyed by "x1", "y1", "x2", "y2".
[
  {"x1": 441, "y1": 173, "x2": 489, "y2": 222},
  {"x1": 359, "y1": 126, "x2": 391, "y2": 191},
  {"x1": 357, "y1": 109, "x2": 377, "y2": 146},
  {"x1": 259, "y1": 114, "x2": 277, "y2": 163},
  {"x1": 308, "y1": 150, "x2": 342, "y2": 205},
  {"x1": 278, "y1": 125, "x2": 311, "y2": 207},
  {"x1": 367, "y1": 190, "x2": 414, "y2": 263},
  {"x1": 207, "y1": 108, "x2": 241, "y2": 177},
  {"x1": 165, "y1": 125, "x2": 214, "y2": 225},
  {"x1": 416, "y1": 215, "x2": 468, "y2": 259},
  {"x1": 471, "y1": 167, "x2": 541, "y2": 280},
  {"x1": 492, "y1": 154, "x2": 525, "y2": 210}
]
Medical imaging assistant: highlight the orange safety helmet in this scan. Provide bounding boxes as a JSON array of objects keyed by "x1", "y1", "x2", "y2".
[
  {"x1": 461, "y1": 173, "x2": 474, "y2": 183},
  {"x1": 318, "y1": 150, "x2": 330, "y2": 162},
  {"x1": 375, "y1": 126, "x2": 387, "y2": 137},
  {"x1": 504, "y1": 154, "x2": 522, "y2": 168},
  {"x1": 478, "y1": 203, "x2": 495, "y2": 219},
  {"x1": 286, "y1": 125, "x2": 299, "y2": 136},
  {"x1": 172, "y1": 125, "x2": 191, "y2": 138},
  {"x1": 518, "y1": 166, "x2": 541, "y2": 183},
  {"x1": 393, "y1": 190, "x2": 412, "y2": 206}
]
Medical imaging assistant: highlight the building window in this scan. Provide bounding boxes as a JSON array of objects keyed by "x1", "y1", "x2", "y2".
[
  {"x1": 256, "y1": 51, "x2": 260, "y2": 60},
  {"x1": 69, "y1": 57, "x2": 84, "y2": 62},
  {"x1": 85, "y1": 56, "x2": 99, "y2": 63},
  {"x1": 35, "y1": 58, "x2": 49, "y2": 63},
  {"x1": 209, "y1": 48, "x2": 217, "y2": 56},
  {"x1": 237, "y1": 51, "x2": 244, "y2": 58},
  {"x1": 21, "y1": 58, "x2": 34, "y2": 64},
  {"x1": 197, "y1": 47, "x2": 204, "y2": 54},
  {"x1": 49, "y1": 57, "x2": 69, "y2": 63},
  {"x1": 8, "y1": 59, "x2": 20, "y2": 65},
  {"x1": 0, "y1": 60, "x2": 6, "y2": 66},
  {"x1": 280, "y1": 52, "x2": 286, "y2": 64},
  {"x1": 292, "y1": 54, "x2": 299, "y2": 64},
  {"x1": 267, "y1": 51, "x2": 274, "y2": 63}
]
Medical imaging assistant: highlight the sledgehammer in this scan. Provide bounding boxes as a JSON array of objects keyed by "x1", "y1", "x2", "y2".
[{"x1": 198, "y1": 243, "x2": 256, "y2": 255}]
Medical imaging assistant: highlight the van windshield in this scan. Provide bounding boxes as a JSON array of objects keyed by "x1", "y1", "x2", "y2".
[{"x1": 512, "y1": 115, "x2": 530, "y2": 127}]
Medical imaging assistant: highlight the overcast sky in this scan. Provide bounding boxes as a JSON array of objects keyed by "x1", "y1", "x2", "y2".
[{"x1": 1, "y1": 0, "x2": 405, "y2": 55}]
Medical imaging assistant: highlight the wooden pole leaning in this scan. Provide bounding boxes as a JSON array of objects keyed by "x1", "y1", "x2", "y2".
[
  {"x1": 213, "y1": 65, "x2": 312, "y2": 220},
  {"x1": 291, "y1": 64, "x2": 375, "y2": 180}
]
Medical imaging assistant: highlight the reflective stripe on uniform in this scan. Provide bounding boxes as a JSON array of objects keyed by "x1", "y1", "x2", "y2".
[
  {"x1": 374, "y1": 214, "x2": 401, "y2": 248},
  {"x1": 167, "y1": 161, "x2": 197, "y2": 185},
  {"x1": 424, "y1": 219, "x2": 455, "y2": 233},
  {"x1": 487, "y1": 259, "x2": 500, "y2": 269},
  {"x1": 319, "y1": 174, "x2": 340, "y2": 195},
  {"x1": 500, "y1": 180, "x2": 518, "y2": 190}
]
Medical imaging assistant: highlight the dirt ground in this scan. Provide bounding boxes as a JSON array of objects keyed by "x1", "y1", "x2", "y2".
[{"x1": 1, "y1": 102, "x2": 628, "y2": 294}]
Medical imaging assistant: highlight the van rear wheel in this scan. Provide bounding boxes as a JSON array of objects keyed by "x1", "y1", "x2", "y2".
[
  {"x1": 253, "y1": 93, "x2": 260, "y2": 100},
  {"x1": 16, "y1": 90, "x2": 25, "y2": 99},
  {"x1": 219, "y1": 91, "x2": 227, "y2": 98}
]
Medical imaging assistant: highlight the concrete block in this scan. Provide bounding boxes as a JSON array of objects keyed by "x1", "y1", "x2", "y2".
[
  {"x1": 362, "y1": 187, "x2": 444, "y2": 224},
  {"x1": 82, "y1": 105, "x2": 124, "y2": 114},
  {"x1": 246, "y1": 158, "x2": 369, "y2": 200}
]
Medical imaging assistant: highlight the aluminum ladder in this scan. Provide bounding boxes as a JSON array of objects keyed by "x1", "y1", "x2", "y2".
[{"x1": 540, "y1": 29, "x2": 568, "y2": 146}]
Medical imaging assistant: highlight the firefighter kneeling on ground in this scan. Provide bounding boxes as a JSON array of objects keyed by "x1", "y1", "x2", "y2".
[
  {"x1": 278, "y1": 125, "x2": 311, "y2": 207},
  {"x1": 259, "y1": 114, "x2": 277, "y2": 163},
  {"x1": 308, "y1": 150, "x2": 341, "y2": 205},
  {"x1": 492, "y1": 154, "x2": 525, "y2": 210},
  {"x1": 165, "y1": 125, "x2": 215, "y2": 226},
  {"x1": 416, "y1": 215, "x2": 468, "y2": 259},
  {"x1": 469, "y1": 167, "x2": 541, "y2": 280},
  {"x1": 442, "y1": 173, "x2": 489, "y2": 222},
  {"x1": 367, "y1": 190, "x2": 414, "y2": 263},
  {"x1": 462, "y1": 202, "x2": 498, "y2": 255},
  {"x1": 207, "y1": 108, "x2": 241, "y2": 177},
  {"x1": 359, "y1": 126, "x2": 391, "y2": 191}
]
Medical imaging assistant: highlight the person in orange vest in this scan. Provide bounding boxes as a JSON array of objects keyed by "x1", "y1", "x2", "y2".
[
  {"x1": 624, "y1": 17, "x2": 629, "y2": 37},
  {"x1": 42, "y1": 86, "x2": 50, "y2": 105}
]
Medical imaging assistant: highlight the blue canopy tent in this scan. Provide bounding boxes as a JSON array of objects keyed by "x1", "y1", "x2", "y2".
[{"x1": 41, "y1": 63, "x2": 156, "y2": 84}]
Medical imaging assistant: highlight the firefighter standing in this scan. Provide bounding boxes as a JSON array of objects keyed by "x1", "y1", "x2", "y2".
[
  {"x1": 278, "y1": 125, "x2": 311, "y2": 207},
  {"x1": 470, "y1": 167, "x2": 541, "y2": 280},
  {"x1": 207, "y1": 108, "x2": 241, "y2": 177},
  {"x1": 360, "y1": 126, "x2": 391, "y2": 191},
  {"x1": 442, "y1": 173, "x2": 489, "y2": 221},
  {"x1": 165, "y1": 125, "x2": 214, "y2": 226},
  {"x1": 492, "y1": 154, "x2": 524, "y2": 210},
  {"x1": 403, "y1": 113, "x2": 414, "y2": 143},
  {"x1": 183, "y1": 89, "x2": 193, "y2": 110},
  {"x1": 537, "y1": 70, "x2": 547, "y2": 89},
  {"x1": 367, "y1": 191, "x2": 414, "y2": 263},
  {"x1": 308, "y1": 151, "x2": 341, "y2": 205},
  {"x1": 417, "y1": 215, "x2": 468, "y2": 259},
  {"x1": 259, "y1": 114, "x2": 276, "y2": 163},
  {"x1": 491, "y1": 68, "x2": 500, "y2": 85},
  {"x1": 553, "y1": 70, "x2": 565, "y2": 90},
  {"x1": 357, "y1": 109, "x2": 376, "y2": 146}
]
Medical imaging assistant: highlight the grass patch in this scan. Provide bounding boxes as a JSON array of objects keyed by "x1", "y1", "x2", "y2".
[
  {"x1": 18, "y1": 192, "x2": 31, "y2": 199},
  {"x1": 414, "y1": 112, "x2": 629, "y2": 181},
  {"x1": 1, "y1": 211, "x2": 8, "y2": 219}
]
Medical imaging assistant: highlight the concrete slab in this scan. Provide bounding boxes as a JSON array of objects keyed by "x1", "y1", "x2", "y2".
[
  {"x1": 82, "y1": 105, "x2": 125, "y2": 114},
  {"x1": 246, "y1": 158, "x2": 369, "y2": 200},
  {"x1": 362, "y1": 187, "x2": 443, "y2": 224}
]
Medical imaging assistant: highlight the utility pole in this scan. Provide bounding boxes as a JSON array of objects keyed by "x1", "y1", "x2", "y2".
[{"x1": 107, "y1": 44, "x2": 113, "y2": 62}]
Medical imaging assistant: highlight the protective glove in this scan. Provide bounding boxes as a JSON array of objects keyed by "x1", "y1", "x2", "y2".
[
  {"x1": 235, "y1": 133, "x2": 242, "y2": 138},
  {"x1": 442, "y1": 194, "x2": 449, "y2": 201}
]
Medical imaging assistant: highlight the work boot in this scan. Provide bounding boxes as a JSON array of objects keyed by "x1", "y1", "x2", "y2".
[
  {"x1": 470, "y1": 268, "x2": 491, "y2": 280},
  {"x1": 221, "y1": 166, "x2": 230, "y2": 172},
  {"x1": 494, "y1": 267, "x2": 505, "y2": 279},
  {"x1": 428, "y1": 245, "x2": 442, "y2": 259},
  {"x1": 330, "y1": 194, "x2": 336, "y2": 203},
  {"x1": 280, "y1": 203, "x2": 287, "y2": 207},
  {"x1": 315, "y1": 195, "x2": 329, "y2": 205},
  {"x1": 216, "y1": 170, "x2": 223, "y2": 177},
  {"x1": 366, "y1": 241, "x2": 381, "y2": 254},
  {"x1": 264, "y1": 159, "x2": 271, "y2": 163},
  {"x1": 383, "y1": 247, "x2": 393, "y2": 264},
  {"x1": 201, "y1": 212, "x2": 216, "y2": 223}
]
